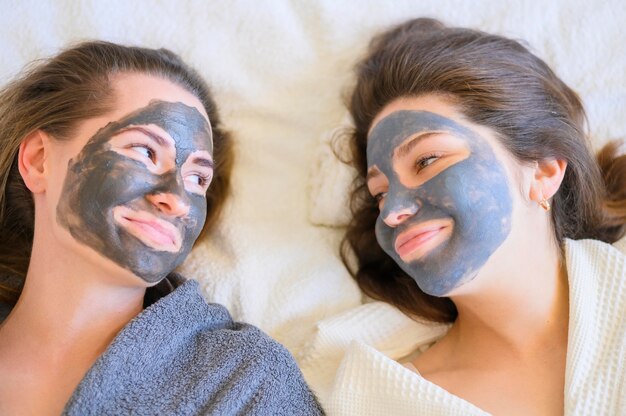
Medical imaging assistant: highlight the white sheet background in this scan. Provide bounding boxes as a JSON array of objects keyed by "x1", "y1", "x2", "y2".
[{"x1": 1, "y1": 0, "x2": 624, "y2": 360}]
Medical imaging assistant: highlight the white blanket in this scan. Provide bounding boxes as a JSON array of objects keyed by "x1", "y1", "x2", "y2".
[{"x1": 1, "y1": 0, "x2": 624, "y2": 361}]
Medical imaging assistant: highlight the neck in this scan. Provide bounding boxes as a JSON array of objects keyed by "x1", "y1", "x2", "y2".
[
  {"x1": 448, "y1": 234, "x2": 569, "y2": 356},
  {"x1": 0, "y1": 231, "x2": 146, "y2": 366}
]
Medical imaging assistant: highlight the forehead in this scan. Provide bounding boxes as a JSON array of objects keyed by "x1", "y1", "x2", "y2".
[
  {"x1": 97, "y1": 100, "x2": 213, "y2": 152},
  {"x1": 110, "y1": 73, "x2": 212, "y2": 151},
  {"x1": 112, "y1": 73, "x2": 210, "y2": 121}
]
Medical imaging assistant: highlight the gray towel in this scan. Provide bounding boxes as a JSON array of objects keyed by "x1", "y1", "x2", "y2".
[{"x1": 63, "y1": 279, "x2": 323, "y2": 415}]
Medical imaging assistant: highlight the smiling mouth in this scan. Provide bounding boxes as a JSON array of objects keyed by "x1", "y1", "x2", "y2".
[
  {"x1": 113, "y1": 206, "x2": 182, "y2": 253},
  {"x1": 394, "y1": 219, "x2": 453, "y2": 261}
]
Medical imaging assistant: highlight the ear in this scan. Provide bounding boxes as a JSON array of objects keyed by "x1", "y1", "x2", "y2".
[
  {"x1": 18, "y1": 130, "x2": 49, "y2": 194},
  {"x1": 528, "y1": 158, "x2": 567, "y2": 204}
]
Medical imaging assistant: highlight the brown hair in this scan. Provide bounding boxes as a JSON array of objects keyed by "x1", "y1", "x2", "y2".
[
  {"x1": 0, "y1": 41, "x2": 233, "y2": 306},
  {"x1": 342, "y1": 18, "x2": 626, "y2": 323}
]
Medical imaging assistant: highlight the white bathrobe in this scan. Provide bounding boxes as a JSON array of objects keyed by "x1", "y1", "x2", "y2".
[{"x1": 301, "y1": 239, "x2": 626, "y2": 415}]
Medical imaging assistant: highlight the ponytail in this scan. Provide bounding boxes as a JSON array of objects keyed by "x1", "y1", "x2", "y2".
[{"x1": 596, "y1": 140, "x2": 626, "y2": 242}]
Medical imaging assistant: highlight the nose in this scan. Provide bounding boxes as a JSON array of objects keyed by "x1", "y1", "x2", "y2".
[
  {"x1": 381, "y1": 201, "x2": 419, "y2": 227},
  {"x1": 146, "y1": 193, "x2": 190, "y2": 218}
]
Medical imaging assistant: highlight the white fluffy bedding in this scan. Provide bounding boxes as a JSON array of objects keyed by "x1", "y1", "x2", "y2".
[{"x1": 1, "y1": 0, "x2": 624, "y2": 364}]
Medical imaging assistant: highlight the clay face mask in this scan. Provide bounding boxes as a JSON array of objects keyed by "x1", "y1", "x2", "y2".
[
  {"x1": 367, "y1": 110, "x2": 512, "y2": 296},
  {"x1": 57, "y1": 100, "x2": 213, "y2": 283}
]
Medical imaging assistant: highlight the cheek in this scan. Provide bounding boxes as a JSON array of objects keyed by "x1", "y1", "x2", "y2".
[
  {"x1": 374, "y1": 216, "x2": 394, "y2": 252},
  {"x1": 437, "y1": 160, "x2": 513, "y2": 248},
  {"x1": 92, "y1": 158, "x2": 156, "y2": 203},
  {"x1": 189, "y1": 197, "x2": 207, "y2": 224},
  {"x1": 427, "y1": 159, "x2": 506, "y2": 211},
  {"x1": 179, "y1": 198, "x2": 207, "y2": 248}
]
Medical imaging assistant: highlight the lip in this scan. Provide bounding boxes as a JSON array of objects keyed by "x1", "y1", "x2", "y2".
[
  {"x1": 394, "y1": 219, "x2": 453, "y2": 261},
  {"x1": 113, "y1": 206, "x2": 182, "y2": 252}
]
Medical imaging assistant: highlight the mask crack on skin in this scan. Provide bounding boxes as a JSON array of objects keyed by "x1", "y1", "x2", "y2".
[
  {"x1": 367, "y1": 110, "x2": 513, "y2": 296},
  {"x1": 56, "y1": 100, "x2": 213, "y2": 283}
]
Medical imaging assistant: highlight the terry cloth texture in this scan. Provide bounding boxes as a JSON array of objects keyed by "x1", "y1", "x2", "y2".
[
  {"x1": 63, "y1": 279, "x2": 323, "y2": 416},
  {"x1": 301, "y1": 239, "x2": 626, "y2": 415}
]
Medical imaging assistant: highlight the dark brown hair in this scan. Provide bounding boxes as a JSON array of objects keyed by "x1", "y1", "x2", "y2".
[
  {"x1": 0, "y1": 41, "x2": 233, "y2": 306},
  {"x1": 342, "y1": 18, "x2": 626, "y2": 323}
]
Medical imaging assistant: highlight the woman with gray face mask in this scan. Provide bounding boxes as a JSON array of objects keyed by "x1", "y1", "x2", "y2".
[
  {"x1": 323, "y1": 17, "x2": 626, "y2": 415},
  {"x1": 0, "y1": 41, "x2": 322, "y2": 416}
]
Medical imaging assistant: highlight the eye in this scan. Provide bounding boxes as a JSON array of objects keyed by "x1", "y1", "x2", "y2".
[
  {"x1": 188, "y1": 174, "x2": 207, "y2": 186},
  {"x1": 373, "y1": 192, "x2": 387, "y2": 203},
  {"x1": 129, "y1": 144, "x2": 156, "y2": 163},
  {"x1": 184, "y1": 172, "x2": 212, "y2": 194},
  {"x1": 415, "y1": 153, "x2": 441, "y2": 172}
]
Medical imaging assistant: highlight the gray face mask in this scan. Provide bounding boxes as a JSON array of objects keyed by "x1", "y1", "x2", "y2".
[
  {"x1": 367, "y1": 110, "x2": 512, "y2": 296},
  {"x1": 57, "y1": 100, "x2": 213, "y2": 283}
]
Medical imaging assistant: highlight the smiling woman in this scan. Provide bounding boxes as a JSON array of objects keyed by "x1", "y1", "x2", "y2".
[
  {"x1": 0, "y1": 42, "x2": 322, "y2": 415},
  {"x1": 366, "y1": 110, "x2": 511, "y2": 296},
  {"x1": 56, "y1": 97, "x2": 214, "y2": 281},
  {"x1": 326, "y1": 17, "x2": 626, "y2": 415}
]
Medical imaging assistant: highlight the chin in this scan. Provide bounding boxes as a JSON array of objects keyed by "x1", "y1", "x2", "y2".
[
  {"x1": 125, "y1": 254, "x2": 177, "y2": 284},
  {"x1": 438, "y1": 271, "x2": 481, "y2": 298}
]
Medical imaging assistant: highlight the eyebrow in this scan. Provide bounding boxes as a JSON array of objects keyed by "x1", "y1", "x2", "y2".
[
  {"x1": 118, "y1": 126, "x2": 174, "y2": 148},
  {"x1": 366, "y1": 131, "x2": 445, "y2": 182},
  {"x1": 192, "y1": 157, "x2": 214, "y2": 169},
  {"x1": 396, "y1": 131, "x2": 446, "y2": 158}
]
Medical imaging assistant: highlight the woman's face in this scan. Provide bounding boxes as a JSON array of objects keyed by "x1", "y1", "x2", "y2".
[
  {"x1": 366, "y1": 95, "x2": 519, "y2": 297},
  {"x1": 47, "y1": 74, "x2": 213, "y2": 284}
]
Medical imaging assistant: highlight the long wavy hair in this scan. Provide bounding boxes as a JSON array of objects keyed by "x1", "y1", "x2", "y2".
[{"x1": 342, "y1": 18, "x2": 626, "y2": 323}]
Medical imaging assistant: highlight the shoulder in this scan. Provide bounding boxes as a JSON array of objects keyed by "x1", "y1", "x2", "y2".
[
  {"x1": 67, "y1": 279, "x2": 323, "y2": 415},
  {"x1": 187, "y1": 308, "x2": 324, "y2": 414},
  {"x1": 565, "y1": 238, "x2": 626, "y2": 282},
  {"x1": 564, "y1": 238, "x2": 626, "y2": 344},
  {"x1": 163, "y1": 281, "x2": 295, "y2": 367},
  {"x1": 195, "y1": 310, "x2": 296, "y2": 368},
  {"x1": 171, "y1": 281, "x2": 323, "y2": 411},
  {"x1": 563, "y1": 239, "x2": 626, "y2": 412},
  {"x1": 301, "y1": 300, "x2": 447, "y2": 406},
  {"x1": 130, "y1": 280, "x2": 323, "y2": 414},
  {"x1": 328, "y1": 341, "x2": 486, "y2": 416}
]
